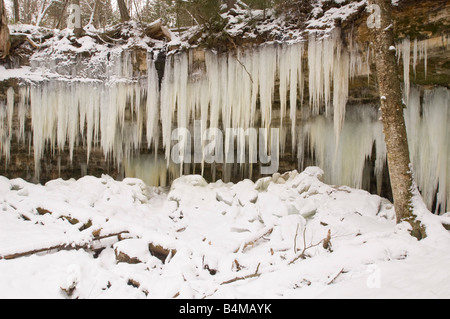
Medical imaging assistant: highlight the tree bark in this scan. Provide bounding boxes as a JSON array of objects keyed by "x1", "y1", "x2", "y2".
[
  {"x1": 12, "y1": 0, "x2": 20, "y2": 23},
  {"x1": 73, "y1": 0, "x2": 83, "y2": 38},
  {"x1": 369, "y1": 0, "x2": 425, "y2": 239},
  {"x1": 55, "y1": 0, "x2": 69, "y2": 29},
  {"x1": 0, "y1": 0, "x2": 10, "y2": 59},
  {"x1": 118, "y1": 0, "x2": 131, "y2": 22},
  {"x1": 225, "y1": 0, "x2": 236, "y2": 10}
]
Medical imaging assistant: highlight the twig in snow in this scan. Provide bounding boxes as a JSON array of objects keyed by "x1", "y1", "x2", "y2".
[
  {"x1": 288, "y1": 229, "x2": 333, "y2": 265},
  {"x1": 234, "y1": 227, "x2": 273, "y2": 253},
  {"x1": 221, "y1": 263, "x2": 261, "y2": 285},
  {"x1": 323, "y1": 229, "x2": 332, "y2": 252},
  {"x1": 293, "y1": 223, "x2": 300, "y2": 254},
  {"x1": 327, "y1": 268, "x2": 346, "y2": 285}
]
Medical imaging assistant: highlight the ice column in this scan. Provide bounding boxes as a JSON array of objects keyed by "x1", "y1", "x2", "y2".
[
  {"x1": 307, "y1": 30, "x2": 350, "y2": 144},
  {"x1": 405, "y1": 86, "x2": 450, "y2": 214}
]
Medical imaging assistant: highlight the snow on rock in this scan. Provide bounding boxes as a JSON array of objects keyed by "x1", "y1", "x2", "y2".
[
  {"x1": 306, "y1": 0, "x2": 367, "y2": 33},
  {"x1": 0, "y1": 168, "x2": 449, "y2": 298}
]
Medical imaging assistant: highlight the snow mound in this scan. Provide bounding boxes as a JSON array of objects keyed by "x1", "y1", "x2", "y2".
[{"x1": 0, "y1": 168, "x2": 449, "y2": 299}]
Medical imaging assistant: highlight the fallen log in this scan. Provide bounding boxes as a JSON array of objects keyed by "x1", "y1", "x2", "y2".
[
  {"x1": 0, "y1": 231, "x2": 129, "y2": 260},
  {"x1": 99, "y1": 20, "x2": 172, "y2": 44},
  {"x1": 144, "y1": 19, "x2": 172, "y2": 41},
  {"x1": 221, "y1": 263, "x2": 261, "y2": 285}
]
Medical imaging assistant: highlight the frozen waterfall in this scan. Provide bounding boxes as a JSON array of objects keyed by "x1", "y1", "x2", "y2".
[{"x1": 0, "y1": 34, "x2": 448, "y2": 214}]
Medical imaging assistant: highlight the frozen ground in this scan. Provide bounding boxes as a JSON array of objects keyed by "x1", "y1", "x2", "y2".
[{"x1": 0, "y1": 167, "x2": 449, "y2": 299}]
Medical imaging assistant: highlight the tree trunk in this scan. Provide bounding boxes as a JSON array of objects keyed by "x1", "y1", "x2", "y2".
[
  {"x1": 55, "y1": 0, "x2": 69, "y2": 29},
  {"x1": 225, "y1": 0, "x2": 236, "y2": 10},
  {"x1": 118, "y1": 0, "x2": 131, "y2": 22},
  {"x1": 12, "y1": 0, "x2": 20, "y2": 23},
  {"x1": 0, "y1": 0, "x2": 10, "y2": 59},
  {"x1": 72, "y1": 0, "x2": 83, "y2": 37},
  {"x1": 369, "y1": 0, "x2": 425, "y2": 239}
]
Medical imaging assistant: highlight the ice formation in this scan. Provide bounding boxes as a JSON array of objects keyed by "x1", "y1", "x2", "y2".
[
  {"x1": 397, "y1": 37, "x2": 429, "y2": 102},
  {"x1": 0, "y1": 33, "x2": 448, "y2": 214},
  {"x1": 300, "y1": 105, "x2": 386, "y2": 193},
  {"x1": 405, "y1": 86, "x2": 450, "y2": 214}
]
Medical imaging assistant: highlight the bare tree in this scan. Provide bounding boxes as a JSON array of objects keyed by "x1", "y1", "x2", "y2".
[
  {"x1": 54, "y1": 0, "x2": 69, "y2": 29},
  {"x1": 71, "y1": 0, "x2": 83, "y2": 37},
  {"x1": 36, "y1": 0, "x2": 57, "y2": 26},
  {"x1": 368, "y1": 0, "x2": 425, "y2": 239},
  {"x1": 0, "y1": 0, "x2": 10, "y2": 59},
  {"x1": 22, "y1": 0, "x2": 35, "y2": 24},
  {"x1": 118, "y1": 0, "x2": 131, "y2": 22},
  {"x1": 12, "y1": 0, "x2": 20, "y2": 23}
]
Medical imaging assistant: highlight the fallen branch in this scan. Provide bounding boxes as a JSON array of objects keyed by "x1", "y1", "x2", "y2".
[
  {"x1": 293, "y1": 223, "x2": 300, "y2": 254},
  {"x1": 327, "y1": 268, "x2": 345, "y2": 285},
  {"x1": 0, "y1": 231, "x2": 129, "y2": 260},
  {"x1": 288, "y1": 229, "x2": 333, "y2": 265},
  {"x1": 234, "y1": 227, "x2": 273, "y2": 253},
  {"x1": 221, "y1": 263, "x2": 261, "y2": 285},
  {"x1": 25, "y1": 36, "x2": 42, "y2": 49}
]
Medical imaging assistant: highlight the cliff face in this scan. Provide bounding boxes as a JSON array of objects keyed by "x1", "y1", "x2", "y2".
[
  {"x1": 0, "y1": 0, "x2": 449, "y2": 212},
  {"x1": 348, "y1": 0, "x2": 450, "y2": 89}
]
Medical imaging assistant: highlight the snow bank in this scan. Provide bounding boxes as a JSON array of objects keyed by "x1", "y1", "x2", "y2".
[{"x1": 0, "y1": 168, "x2": 449, "y2": 299}]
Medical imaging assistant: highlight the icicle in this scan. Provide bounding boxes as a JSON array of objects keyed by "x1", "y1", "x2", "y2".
[
  {"x1": 250, "y1": 48, "x2": 260, "y2": 128},
  {"x1": 308, "y1": 33, "x2": 323, "y2": 116},
  {"x1": 302, "y1": 105, "x2": 385, "y2": 191},
  {"x1": 413, "y1": 38, "x2": 418, "y2": 77},
  {"x1": 349, "y1": 37, "x2": 364, "y2": 80},
  {"x1": 401, "y1": 38, "x2": 411, "y2": 105},
  {"x1": 373, "y1": 121, "x2": 386, "y2": 196},
  {"x1": 0, "y1": 88, "x2": 14, "y2": 167},
  {"x1": 0, "y1": 101, "x2": 9, "y2": 166},
  {"x1": 205, "y1": 51, "x2": 221, "y2": 131},
  {"x1": 365, "y1": 44, "x2": 371, "y2": 85},
  {"x1": 237, "y1": 48, "x2": 253, "y2": 131},
  {"x1": 307, "y1": 29, "x2": 347, "y2": 129},
  {"x1": 258, "y1": 45, "x2": 277, "y2": 130},
  {"x1": 30, "y1": 84, "x2": 46, "y2": 179},
  {"x1": 289, "y1": 42, "x2": 304, "y2": 152},
  {"x1": 146, "y1": 54, "x2": 160, "y2": 153},
  {"x1": 234, "y1": 48, "x2": 253, "y2": 167},
  {"x1": 7, "y1": 87, "x2": 14, "y2": 139},
  {"x1": 322, "y1": 32, "x2": 336, "y2": 115},
  {"x1": 160, "y1": 55, "x2": 176, "y2": 167},
  {"x1": 333, "y1": 48, "x2": 349, "y2": 146},
  {"x1": 423, "y1": 40, "x2": 428, "y2": 79},
  {"x1": 405, "y1": 86, "x2": 450, "y2": 214},
  {"x1": 83, "y1": 83, "x2": 99, "y2": 163},
  {"x1": 17, "y1": 86, "x2": 29, "y2": 144},
  {"x1": 203, "y1": 51, "x2": 222, "y2": 175},
  {"x1": 278, "y1": 44, "x2": 289, "y2": 138},
  {"x1": 176, "y1": 53, "x2": 190, "y2": 174}
]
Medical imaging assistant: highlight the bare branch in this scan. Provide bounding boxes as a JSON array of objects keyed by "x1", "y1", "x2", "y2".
[
  {"x1": 0, "y1": 231, "x2": 129, "y2": 260},
  {"x1": 234, "y1": 227, "x2": 273, "y2": 253},
  {"x1": 288, "y1": 229, "x2": 333, "y2": 265},
  {"x1": 221, "y1": 262, "x2": 261, "y2": 285}
]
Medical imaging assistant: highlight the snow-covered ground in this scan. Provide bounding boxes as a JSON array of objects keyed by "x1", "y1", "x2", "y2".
[{"x1": 0, "y1": 167, "x2": 449, "y2": 299}]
